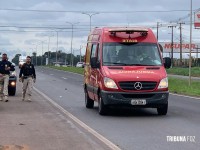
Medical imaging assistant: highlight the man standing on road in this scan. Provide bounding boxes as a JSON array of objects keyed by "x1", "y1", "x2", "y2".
[
  {"x1": 0, "y1": 53, "x2": 14, "y2": 102},
  {"x1": 19, "y1": 56, "x2": 36, "y2": 102}
]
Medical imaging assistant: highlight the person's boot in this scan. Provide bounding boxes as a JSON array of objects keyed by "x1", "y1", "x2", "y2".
[
  {"x1": 0, "y1": 96, "x2": 3, "y2": 101},
  {"x1": 27, "y1": 94, "x2": 32, "y2": 102},
  {"x1": 4, "y1": 96, "x2": 8, "y2": 102}
]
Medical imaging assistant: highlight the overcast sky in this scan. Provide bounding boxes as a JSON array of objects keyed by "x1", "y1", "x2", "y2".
[{"x1": 0, "y1": 0, "x2": 199, "y2": 59}]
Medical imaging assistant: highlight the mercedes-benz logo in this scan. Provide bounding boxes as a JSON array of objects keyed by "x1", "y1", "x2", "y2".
[{"x1": 134, "y1": 82, "x2": 142, "y2": 90}]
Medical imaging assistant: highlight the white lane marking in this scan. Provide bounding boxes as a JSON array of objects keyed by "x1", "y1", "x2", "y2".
[
  {"x1": 33, "y1": 87, "x2": 121, "y2": 150},
  {"x1": 170, "y1": 93, "x2": 200, "y2": 100},
  {"x1": 61, "y1": 77, "x2": 68, "y2": 80},
  {"x1": 44, "y1": 67, "x2": 200, "y2": 100}
]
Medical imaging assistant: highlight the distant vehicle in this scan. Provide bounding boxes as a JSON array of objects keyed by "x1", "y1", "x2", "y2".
[
  {"x1": 76, "y1": 62, "x2": 84, "y2": 68},
  {"x1": 19, "y1": 56, "x2": 26, "y2": 68},
  {"x1": 84, "y1": 27, "x2": 171, "y2": 115}
]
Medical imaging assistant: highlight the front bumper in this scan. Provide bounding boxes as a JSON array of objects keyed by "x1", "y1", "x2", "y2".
[{"x1": 101, "y1": 90, "x2": 169, "y2": 108}]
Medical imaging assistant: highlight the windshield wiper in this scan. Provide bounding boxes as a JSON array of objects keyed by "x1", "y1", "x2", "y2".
[
  {"x1": 103, "y1": 62, "x2": 128, "y2": 66},
  {"x1": 127, "y1": 64, "x2": 160, "y2": 66},
  {"x1": 104, "y1": 62, "x2": 160, "y2": 66}
]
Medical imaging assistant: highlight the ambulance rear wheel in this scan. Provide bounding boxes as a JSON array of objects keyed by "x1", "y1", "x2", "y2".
[
  {"x1": 98, "y1": 93, "x2": 108, "y2": 115},
  {"x1": 85, "y1": 90, "x2": 94, "y2": 108}
]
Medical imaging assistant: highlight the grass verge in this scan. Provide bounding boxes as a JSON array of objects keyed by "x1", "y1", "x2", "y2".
[
  {"x1": 49, "y1": 66, "x2": 84, "y2": 75},
  {"x1": 169, "y1": 77, "x2": 200, "y2": 97},
  {"x1": 166, "y1": 67, "x2": 200, "y2": 77}
]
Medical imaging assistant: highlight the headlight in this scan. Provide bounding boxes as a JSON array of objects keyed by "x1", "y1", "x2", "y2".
[
  {"x1": 158, "y1": 77, "x2": 168, "y2": 89},
  {"x1": 11, "y1": 71, "x2": 16, "y2": 76},
  {"x1": 104, "y1": 77, "x2": 118, "y2": 89},
  {"x1": 11, "y1": 81, "x2": 16, "y2": 86}
]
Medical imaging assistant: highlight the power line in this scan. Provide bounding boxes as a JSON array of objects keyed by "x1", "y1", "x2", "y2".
[
  {"x1": 171, "y1": 8, "x2": 200, "y2": 23},
  {"x1": 0, "y1": 29, "x2": 90, "y2": 33},
  {"x1": 0, "y1": 8, "x2": 191, "y2": 13}
]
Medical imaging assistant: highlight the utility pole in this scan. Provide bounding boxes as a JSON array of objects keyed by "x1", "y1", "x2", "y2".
[
  {"x1": 168, "y1": 25, "x2": 177, "y2": 67},
  {"x1": 157, "y1": 22, "x2": 159, "y2": 40},
  {"x1": 189, "y1": 0, "x2": 193, "y2": 86},
  {"x1": 178, "y1": 22, "x2": 185, "y2": 66}
]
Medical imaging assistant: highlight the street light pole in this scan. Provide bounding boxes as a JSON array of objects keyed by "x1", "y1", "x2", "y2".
[
  {"x1": 41, "y1": 41, "x2": 44, "y2": 66},
  {"x1": 82, "y1": 12, "x2": 99, "y2": 31},
  {"x1": 79, "y1": 45, "x2": 85, "y2": 62},
  {"x1": 45, "y1": 33, "x2": 54, "y2": 66},
  {"x1": 56, "y1": 31, "x2": 58, "y2": 64},
  {"x1": 66, "y1": 22, "x2": 79, "y2": 66},
  {"x1": 189, "y1": 0, "x2": 193, "y2": 86},
  {"x1": 80, "y1": 45, "x2": 82, "y2": 62},
  {"x1": 71, "y1": 25, "x2": 74, "y2": 66},
  {"x1": 35, "y1": 44, "x2": 38, "y2": 66},
  {"x1": 48, "y1": 36, "x2": 51, "y2": 65}
]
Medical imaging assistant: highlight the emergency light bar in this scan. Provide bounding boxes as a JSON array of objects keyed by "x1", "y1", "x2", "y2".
[{"x1": 109, "y1": 28, "x2": 148, "y2": 36}]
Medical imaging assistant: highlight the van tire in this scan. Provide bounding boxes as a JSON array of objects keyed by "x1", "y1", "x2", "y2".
[
  {"x1": 98, "y1": 93, "x2": 108, "y2": 115},
  {"x1": 157, "y1": 103, "x2": 168, "y2": 115},
  {"x1": 85, "y1": 90, "x2": 94, "y2": 108}
]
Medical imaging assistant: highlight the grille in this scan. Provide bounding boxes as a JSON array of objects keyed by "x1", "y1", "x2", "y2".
[{"x1": 119, "y1": 81, "x2": 157, "y2": 91}]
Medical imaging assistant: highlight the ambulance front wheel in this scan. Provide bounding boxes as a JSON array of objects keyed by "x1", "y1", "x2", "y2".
[
  {"x1": 157, "y1": 103, "x2": 168, "y2": 115},
  {"x1": 98, "y1": 92, "x2": 108, "y2": 115},
  {"x1": 85, "y1": 89, "x2": 94, "y2": 108}
]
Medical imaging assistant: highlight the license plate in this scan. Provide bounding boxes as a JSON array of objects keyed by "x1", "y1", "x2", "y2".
[{"x1": 131, "y1": 99, "x2": 146, "y2": 105}]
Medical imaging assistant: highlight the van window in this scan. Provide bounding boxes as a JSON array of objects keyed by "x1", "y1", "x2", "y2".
[
  {"x1": 91, "y1": 44, "x2": 97, "y2": 58},
  {"x1": 86, "y1": 43, "x2": 92, "y2": 63},
  {"x1": 102, "y1": 43, "x2": 162, "y2": 66},
  {"x1": 97, "y1": 44, "x2": 101, "y2": 62}
]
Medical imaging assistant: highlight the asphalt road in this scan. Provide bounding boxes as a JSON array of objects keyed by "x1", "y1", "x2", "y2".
[
  {"x1": 33, "y1": 67, "x2": 200, "y2": 150},
  {"x1": 168, "y1": 74, "x2": 200, "y2": 80},
  {"x1": 0, "y1": 80, "x2": 110, "y2": 150}
]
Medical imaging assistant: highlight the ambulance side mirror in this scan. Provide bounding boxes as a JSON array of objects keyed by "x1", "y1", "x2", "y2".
[
  {"x1": 163, "y1": 57, "x2": 171, "y2": 69},
  {"x1": 91, "y1": 57, "x2": 100, "y2": 68}
]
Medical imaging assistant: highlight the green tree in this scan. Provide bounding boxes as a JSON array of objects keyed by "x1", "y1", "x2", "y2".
[{"x1": 12, "y1": 54, "x2": 21, "y2": 65}]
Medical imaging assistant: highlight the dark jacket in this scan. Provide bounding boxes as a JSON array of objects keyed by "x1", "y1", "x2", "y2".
[
  {"x1": 19, "y1": 63, "x2": 36, "y2": 79},
  {"x1": 0, "y1": 60, "x2": 15, "y2": 75}
]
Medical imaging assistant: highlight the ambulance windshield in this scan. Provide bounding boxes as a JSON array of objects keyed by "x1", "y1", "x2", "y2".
[{"x1": 102, "y1": 43, "x2": 162, "y2": 66}]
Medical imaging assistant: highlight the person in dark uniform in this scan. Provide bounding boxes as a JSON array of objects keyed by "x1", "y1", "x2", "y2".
[
  {"x1": 0, "y1": 53, "x2": 15, "y2": 102},
  {"x1": 19, "y1": 56, "x2": 36, "y2": 102}
]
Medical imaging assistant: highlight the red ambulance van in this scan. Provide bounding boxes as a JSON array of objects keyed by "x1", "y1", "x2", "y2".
[{"x1": 84, "y1": 27, "x2": 171, "y2": 115}]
